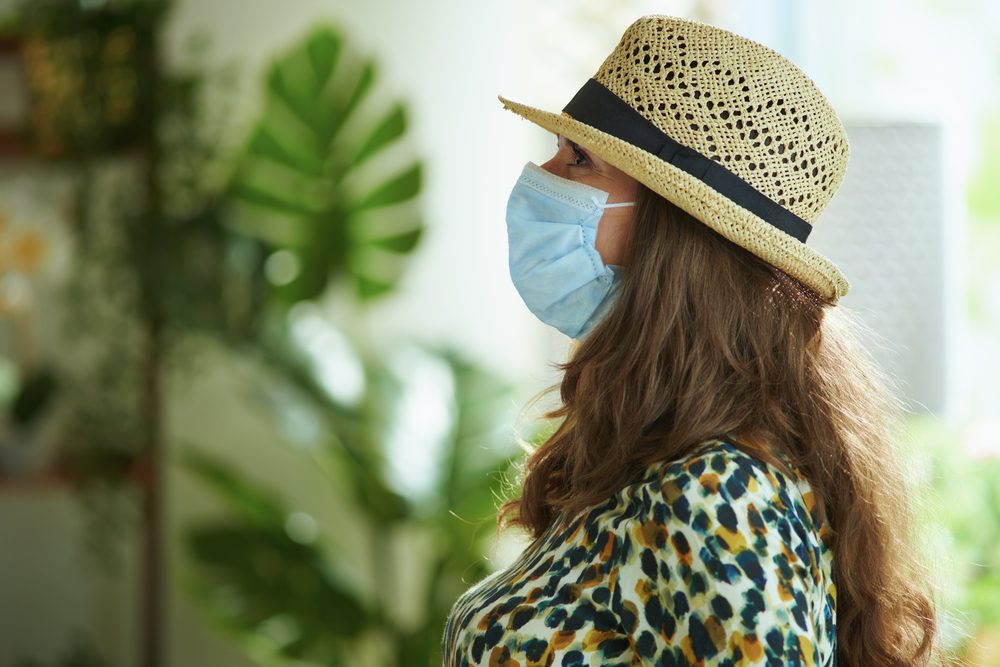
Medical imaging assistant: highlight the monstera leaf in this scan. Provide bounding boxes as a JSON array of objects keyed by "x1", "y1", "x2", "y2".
[
  {"x1": 179, "y1": 447, "x2": 370, "y2": 666},
  {"x1": 229, "y1": 25, "x2": 424, "y2": 305}
]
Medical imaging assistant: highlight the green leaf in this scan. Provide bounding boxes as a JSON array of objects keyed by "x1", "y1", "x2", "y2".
[
  {"x1": 230, "y1": 24, "x2": 425, "y2": 307},
  {"x1": 355, "y1": 164, "x2": 422, "y2": 211},
  {"x1": 333, "y1": 61, "x2": 375, "y2": 140},
  {"x1": 184, "y1": 522, "x2": 369, "y2": 653},
  {"x1": 369, "y1": 226, "x2": 423, "y2": 253},
  {"x1": 355, "y1": 274, "x2": 394, "y2": 300},
  {"x1": 304, "y1": 29, "x2": 340, "y2": 93},
  {"x1": 352, "y1": 104, "x2": 407, "y2": 167},
  {"x1": 246, "y1": 126, "x2": 325, "y2": 177},
  {"x1": 177, "y1": 446, "x2": 287, "y2": 529},
  {"x1": 231, "y1": 181, "x2": 321, "y2": 218}
]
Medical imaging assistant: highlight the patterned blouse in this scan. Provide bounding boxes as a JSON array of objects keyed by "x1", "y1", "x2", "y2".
[{"x1": 440, "y1": 438, "x2": 837, "y2": 666}]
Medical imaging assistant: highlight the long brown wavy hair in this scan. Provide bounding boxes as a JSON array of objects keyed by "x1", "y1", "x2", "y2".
[{"x1": 495, "y1": 182, "x2": 950, "y2": 666}]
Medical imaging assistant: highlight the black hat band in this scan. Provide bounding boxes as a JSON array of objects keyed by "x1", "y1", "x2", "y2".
[{"x1": 562, "y1": 78, "x2": 813, "y2": 243}]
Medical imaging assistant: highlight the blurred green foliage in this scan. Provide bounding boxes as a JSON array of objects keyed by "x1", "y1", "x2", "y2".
[
  {"x1": 968, "y1": 105, "x2": 1000, "y2": 223},
  {"x1": 180, "y1": 340, "x2": 538, "y2": 666},
  {"x1": 228, "y1": 27, "x2": 424, "y2": 304},
  {"x1": 966, "y1": 104, "x2": 1000, "y2": 330},
  {"x1": 16, "y1": 0, "x2": 169, "y2": 156},
  {"x1": 905, "y1": 413, "x2": 1000, "y2": 656},
  {"x1": 5, "y1": 2, "x2": 530, "y2": 665},
  {"x1": 167, "y1": 20, "x2": 531, "y2": 667}
]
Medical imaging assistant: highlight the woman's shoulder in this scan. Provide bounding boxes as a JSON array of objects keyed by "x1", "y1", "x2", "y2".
[
  {"x1": 636, "y1": 439, "x2": 823, "y2": 521},
  {"x1": 603, "y1": 438, "x2": 838, "y2": 663},
  {"x1": 622, "y1": 437, "x2": 834, "y2": 560},
  {"x1": 637, "y1": 437, "x2": 801, "y2": 489}
]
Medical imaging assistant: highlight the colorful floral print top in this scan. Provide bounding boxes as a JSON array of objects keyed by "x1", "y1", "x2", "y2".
[{"x1": 440, "y1": 438, "x2": 837, "y2": 666}]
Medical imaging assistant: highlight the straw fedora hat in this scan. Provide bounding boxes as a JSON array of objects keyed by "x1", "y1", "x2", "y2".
[{"x1": 498, "y1": 14, "x2": 851, "y2": 302}]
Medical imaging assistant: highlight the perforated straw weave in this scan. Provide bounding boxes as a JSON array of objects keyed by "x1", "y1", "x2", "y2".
[{"x1": 498, "y1": 15, "x2": 852, "y2": 302}]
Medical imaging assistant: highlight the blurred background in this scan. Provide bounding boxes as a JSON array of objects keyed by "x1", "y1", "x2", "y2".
[{"x1": 0, "y1": 0, "x2": 997, "y2": 665}]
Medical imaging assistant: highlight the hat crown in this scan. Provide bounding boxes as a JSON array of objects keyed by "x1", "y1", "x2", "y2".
[{"x1": 591, "y1": 15, "x2": 850, "y2": 225}]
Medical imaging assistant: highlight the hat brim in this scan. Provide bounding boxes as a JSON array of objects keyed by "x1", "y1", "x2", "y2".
[{"x1": 497, "y1": 94, "x2": 850, "y2": 303}]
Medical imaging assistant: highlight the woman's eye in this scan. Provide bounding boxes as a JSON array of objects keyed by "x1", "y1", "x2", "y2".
[{"x1": 569, "y1": 147, "x2": 590, "y2": 168}]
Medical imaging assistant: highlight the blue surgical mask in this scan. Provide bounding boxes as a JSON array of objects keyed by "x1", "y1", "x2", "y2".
[{"x1": 504, "y1": 161, "x2": 635, "y2": 340}]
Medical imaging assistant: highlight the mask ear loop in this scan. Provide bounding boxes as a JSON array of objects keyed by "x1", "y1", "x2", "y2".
[{"x1": 590, "y1": 195, "x2": 636, "y2": 209}]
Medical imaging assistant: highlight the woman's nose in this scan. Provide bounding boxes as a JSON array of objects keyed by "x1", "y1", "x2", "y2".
[{"x1": 540, "y1": 156, "x2": 566, "y2": 179}]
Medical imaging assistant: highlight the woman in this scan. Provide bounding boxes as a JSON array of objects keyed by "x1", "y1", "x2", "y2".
[{"x1": 442, "y1": 15, "x2": 943, "y2": 667}]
